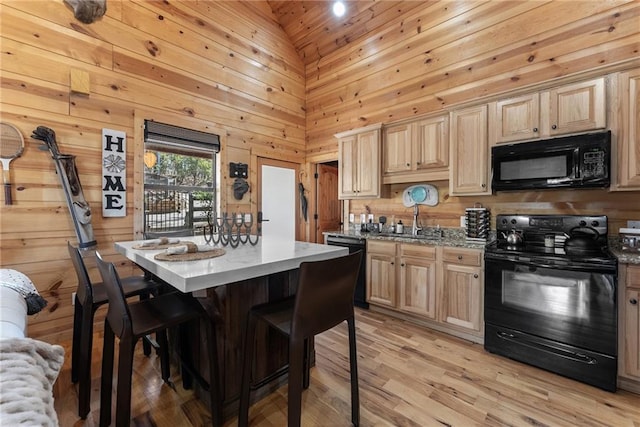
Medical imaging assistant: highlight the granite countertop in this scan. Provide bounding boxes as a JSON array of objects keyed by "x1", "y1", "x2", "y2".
[
  {"x1": 325, "y1": 230, "x2": 640, "y2": 264},
  {"x1": 609, "y1": 239, "x2": 640, "y2": 265},
  {"x1": 324, "y1": 227, "x2": 489, "y2": 250}
]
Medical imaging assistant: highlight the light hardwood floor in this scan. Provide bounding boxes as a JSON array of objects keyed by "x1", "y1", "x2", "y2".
[{"x1": 54, "y1": 309, "x2": 640, "y2": 426}]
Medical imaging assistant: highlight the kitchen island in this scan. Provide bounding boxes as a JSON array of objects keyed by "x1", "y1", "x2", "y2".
[{"x1": 115, "y1": 236, "x2": 348, "y2": 420}]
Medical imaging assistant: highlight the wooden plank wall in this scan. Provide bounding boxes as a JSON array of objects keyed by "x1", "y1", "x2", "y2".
[
  {"x1": 2, "y1": 0, "x2": 639, "y2": 343},
  {"x1": 304, "y1": 1, "x2": 640, "y2": 233},
  {"x1": 0, "y1": 0, "x2": 305, "y2": 342}
]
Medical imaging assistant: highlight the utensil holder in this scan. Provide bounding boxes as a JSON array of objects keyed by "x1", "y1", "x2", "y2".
[{"x1": 465, "y1": 205, "x2": 490, "y2": 242}]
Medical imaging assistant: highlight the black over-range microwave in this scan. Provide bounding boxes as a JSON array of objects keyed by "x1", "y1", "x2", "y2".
[{"x1": 491, "y1": 131, "x2": 611, "y2": 191}]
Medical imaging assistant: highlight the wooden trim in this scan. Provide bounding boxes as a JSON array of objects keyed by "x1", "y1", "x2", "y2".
[{"x1": 334, "y1": 122, "x2": 383, "y2": 139}]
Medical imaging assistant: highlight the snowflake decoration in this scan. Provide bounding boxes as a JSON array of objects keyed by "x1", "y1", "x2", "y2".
[{"x1": 103, "y1": 154, "x2": 126, "y2": 173}]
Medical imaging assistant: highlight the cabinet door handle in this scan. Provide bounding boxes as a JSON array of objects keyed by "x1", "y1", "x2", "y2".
[
  {"x1": 631, "y1": 298, "x2": 638, "y2": 305},
  {"x1": 533, "y1": 127, "x2": 538, "y2": 132},
  {"x1": 401, "y1": 263, "x2": 405, "y2": 267},
  {"x1": 481, "y1": 183, "x2": 486, "y2": 188},
  {"x1": 457, "y1": 255, "x2": 463, "y2": 260},
  {"x1": 416, "y1": 161, "x2": 421, "y2": 165},
  {"x1": 406, "y1": 163, "x2": 410, "y2": 167},
  {"x1": 473, "y1": 274, "x2": 479, "y2": 279},
  {"x1": 552, "y1": 124, "x2": 557, "y2": 130},
  {"x1": 390, "y1": 262, "x2": 395, "y2": 266}
]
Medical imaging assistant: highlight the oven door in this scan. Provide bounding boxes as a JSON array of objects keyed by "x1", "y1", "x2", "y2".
[{"x1": 484, "y1": 253, "x2": 617, "y2": 356}]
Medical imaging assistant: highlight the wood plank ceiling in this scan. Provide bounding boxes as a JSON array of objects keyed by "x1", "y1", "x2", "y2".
[{"x1": 267, "y1": 0, "x2": 418, "y2": 66}]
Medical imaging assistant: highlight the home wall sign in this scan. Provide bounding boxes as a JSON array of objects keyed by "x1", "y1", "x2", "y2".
[{"x1": 102, "y1": 128, "x2": 126, "y2": 217}]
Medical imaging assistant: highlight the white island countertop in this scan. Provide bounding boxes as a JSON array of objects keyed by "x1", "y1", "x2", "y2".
[{"x1": 115, "y1": 236, "x2": 348, "y2": 293}]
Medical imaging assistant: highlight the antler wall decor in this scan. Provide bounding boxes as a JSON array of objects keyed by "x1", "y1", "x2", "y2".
[{"x1": 63, "y1": 0, "x2": 106, "y2": 24}]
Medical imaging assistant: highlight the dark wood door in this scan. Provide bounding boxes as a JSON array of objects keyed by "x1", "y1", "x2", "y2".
[{"x1": 315, "y1": 163, "x2": 341, "y2": 242}]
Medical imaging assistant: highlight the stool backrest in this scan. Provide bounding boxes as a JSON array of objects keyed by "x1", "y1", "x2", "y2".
[
  {"x1": 292, "y1": 250, "x2": 362, "y2": 339},
  {"x1": 95, "y1": 252, "x2": 133, "y2": 339},
  {"x1": 67, "y1": 241, "x2": 95, "y2": 306}
]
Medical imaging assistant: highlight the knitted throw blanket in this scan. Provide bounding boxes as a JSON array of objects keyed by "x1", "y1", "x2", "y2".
[
  {"x1": 0, "y1": 337, "x2": 64, "y2": 426},
  {"x1": 0, "y1": 269, "x2": 47, "y2": 315}
]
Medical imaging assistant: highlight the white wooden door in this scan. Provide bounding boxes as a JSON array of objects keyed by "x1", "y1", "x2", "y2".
[{"x1": 258, "y1": 158, "x2": 299, "y2": 241}]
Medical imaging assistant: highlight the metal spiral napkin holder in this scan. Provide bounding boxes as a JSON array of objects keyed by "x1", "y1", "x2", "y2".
[{"x1": 203, "y1": 212, "x2": 261, "y2": 248}]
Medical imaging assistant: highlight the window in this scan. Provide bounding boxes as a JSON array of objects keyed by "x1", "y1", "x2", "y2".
[{"x1": 143, "y1": 120, "x2": 220, "y2": 237}]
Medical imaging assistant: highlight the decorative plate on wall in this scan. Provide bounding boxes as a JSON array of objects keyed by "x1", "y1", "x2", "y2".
[{"x1": 402, "y1": 184, "x2": 439, "y2": 207}]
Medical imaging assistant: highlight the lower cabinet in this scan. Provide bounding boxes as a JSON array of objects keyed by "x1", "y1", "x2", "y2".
[
  {"x1": 366, "y1": 241, "x2": 484, "y2": 340},
  {"x1": 398, "y1": 244, "x2": 437, "y2": 319},
  {"x1": 619, "y1": 263, "x2": 640, "y2": 392},
  {"x1": 367, "y1": 240, "x2": 397, "y2": 307},
  {"x1": 440, "y1": 247, "x2": 483, "y2": 335}
]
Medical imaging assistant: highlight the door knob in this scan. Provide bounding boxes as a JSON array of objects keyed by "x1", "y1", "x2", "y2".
[{"x1": 257, "y1": 211, "x2": 269, "y2": 222}]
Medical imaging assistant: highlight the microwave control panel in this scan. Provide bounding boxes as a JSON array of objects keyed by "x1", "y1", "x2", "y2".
[{"x1": 581, "y1": 148, "x2": 607, "y2": 179}]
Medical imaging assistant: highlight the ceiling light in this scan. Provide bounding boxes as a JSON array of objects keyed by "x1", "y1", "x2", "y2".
[{"x1": 332, "y1": 1, "x2": 346, "y2": 17}]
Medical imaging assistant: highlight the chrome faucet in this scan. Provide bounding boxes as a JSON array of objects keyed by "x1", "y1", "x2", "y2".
[{"x1": 412, "y1": 205, "x2": 422, "y2": 236}]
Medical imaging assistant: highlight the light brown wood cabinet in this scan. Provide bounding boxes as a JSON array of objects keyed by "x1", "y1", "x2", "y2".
[
  {"x1": 398, "y1": 244, "x2": 437, "y2": 319},
  {"x1": 546, "y1": 77, "x2": 606, "y2": 136},
  {"x1": 440, "y1": 247, "x2": 483, "y2": 335},
  {"x1": 619, "y1": 264, "x2": 640, "y2": 392},
  {"x1": 489, "y1": 93, "x2": 540, "y2": 144},
  {"x1": 489, "y1": 77, "x2": 606, "y2": 145},
  {"x1": 336, "y1": 123, "x2": 383, "y2": 199},
  {"x1": 366, "y1": 241, "x2": 484, "y2": 340},
  {"x1": 382, "y1": 115, "x2": 449, "y2": 184},
  {"x1": 366, "y1": 240, "x2": 397, "y2": 307},
  {"x1": 367, "y1": 241, "x2": 438, "y2": 319},
  {"x1": 612, "y1": 68, "x2": 640, "y2": 190},
  {"x1": 450, "y1": 105, "x2": 490, "y2": 196}
]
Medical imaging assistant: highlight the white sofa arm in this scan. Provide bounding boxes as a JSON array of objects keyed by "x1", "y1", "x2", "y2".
[{"x1": 0, "y1": 286, "x2": 27, "y2": 339}]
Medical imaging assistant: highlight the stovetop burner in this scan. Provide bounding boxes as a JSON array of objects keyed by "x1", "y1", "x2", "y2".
[
  {"x1": 486, "y1": 240, "x2": 616, "y2": 265},
  {"x1": 486, "y1": 214, "x2": 616, "y2": 267}
]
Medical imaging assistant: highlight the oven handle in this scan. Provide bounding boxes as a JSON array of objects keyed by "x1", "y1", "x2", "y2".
[
  {"x1": 496, "y1": 331, "x2": 597, "y2": 365},
  {"x1": 496, "y1": 332, "x2": 598, "y2": 365}
]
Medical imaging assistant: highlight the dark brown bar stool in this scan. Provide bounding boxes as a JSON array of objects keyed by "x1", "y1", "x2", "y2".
[
  {"x1": 238, "y1": 251, "x2": 363, "y2": 427},
  {"x1": 67, "y1": 242, "x2": 161, "y2": 419},
  {"x1": 95, "y1": 252, "x2": 222, "y2": 427}
]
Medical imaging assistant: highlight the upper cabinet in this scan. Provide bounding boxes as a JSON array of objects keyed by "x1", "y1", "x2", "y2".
[
  {"x1": 382, "y1": 114, "x2": 449, "y2": 184},
  {"x1": 489, "y1": 77, "x2": 607, "y2": 145},
  {"x1": 612, "y1": 68, "x2": 640, "y2": 190},
  {"x1": 336, "y1": 123, "x2": 383, "y2": 199},
  {"x1": 489, "y1": 93, "x2": 540, "y2": 144},
  {"x1": 546, "y1": 77, "x2": 606, "y2": 136},
  {"x1": 450, "y1": 105, "x2": 491, "y2": 196}
]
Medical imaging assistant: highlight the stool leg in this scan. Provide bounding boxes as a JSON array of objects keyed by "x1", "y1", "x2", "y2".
[
  {"x1": 347, "y1": 317, "x2": 360, "y2": 427},
  {"x1": 288, "y1": 335, "x2": 304, "y2": 427},
  {"x1": 115, "y1": 337, "x2": 137, "y2": 427},
  {"x1": 303, "y1": 338, "x2": 310, "y2": 390},
  {"x1": 71, "y1": 296, "x2": 82, "y2": 383},
  {"x1": 140, "y1": 292, "x2": 152, "y2": 356},
  {"x1": 100, "y1": 321, "x2": 115, "y2": 427},
  {"x1": 205, "y1": 318, "x2": 223, "y2": 427},
  {"x1": 78, "y1": 304, "x2": 97, "y2": 419},
  {"x1": 156, "y1": 329, "x2": 171, "y2": 383},
  {"x1": 238, "y1": 312, "x2": 258, "y2": 427},
  {"x1": 178, "y1": 323, "x2": 193, "y2": 390}
]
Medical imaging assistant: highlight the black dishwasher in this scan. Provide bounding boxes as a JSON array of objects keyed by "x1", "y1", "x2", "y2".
[{"x1": 326, "y1": 235, "x2": 368, "y2": 309}]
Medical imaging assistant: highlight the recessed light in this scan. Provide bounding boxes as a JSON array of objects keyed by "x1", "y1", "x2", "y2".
[{"x1": 332, "y1": 1, "x2": 346, "y2": 17}]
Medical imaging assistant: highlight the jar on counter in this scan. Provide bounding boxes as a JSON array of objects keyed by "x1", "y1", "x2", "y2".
[{"x1": 396, "y1": 220, "x2": 404, "y2": 234}]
